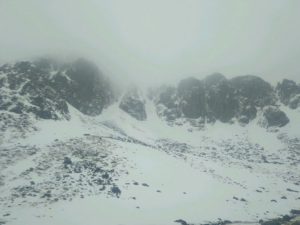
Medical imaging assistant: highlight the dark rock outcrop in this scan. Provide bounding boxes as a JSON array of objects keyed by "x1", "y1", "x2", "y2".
[
  {"x1": 119, "y1": 87, "x2": 147, "y2": 120},
  {"x1": 263, "y1": 106, "x2": 290, "y2": 128},
  {"x1": 205, "y1": 73, "x2": 238, "y2": 122},
  {"x1": 154, "y1": 74, "x2": 287, "y2": 127},
  {"x1": 1, "y1": 58, "x2": 297, "y2": 131},
  {"x1": 174, "y1": 219, "x2": 189, "y2": 225},
  {"x1": 230, "y1": 75, "x2": 275, "y2": 107},
  {"x1": 276, "y1": 79, "x2": 300, "y2": 109},
  {"x1": 0, "y1": 58, "x2": 114, "y2": 120},
  {"x1": 61, "y1": 58, "x2": 113, "y2": 116},
  {"x1": 178, "y1": 77, "x2": 206, "y2": 119},
  {"x1": 231, "y1": 75, "x2": 275, "y2": 123},
  {"x1": 156, "y1": 86, "x2": 182, "y2": 121}
]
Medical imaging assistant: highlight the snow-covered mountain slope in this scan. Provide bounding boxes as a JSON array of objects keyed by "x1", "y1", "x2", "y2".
[
  {"x1": 1, "y1": 98, "x2": 299, "y2": 225},
  {"x1": 0, "y1": 59, "x2": 300, "y2": 225},
  {"x1": 0, "y1": 58, "x2": 115, "y2": 142}
]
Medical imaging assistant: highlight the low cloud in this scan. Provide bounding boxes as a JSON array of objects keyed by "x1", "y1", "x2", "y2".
[{"x1": 0, "y1": 0, "x2": 300, "y2": 86}]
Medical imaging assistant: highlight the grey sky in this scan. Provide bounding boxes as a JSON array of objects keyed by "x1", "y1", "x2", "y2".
[{"x1": 0, "y1": 0, "x2": 300, "y2": 86}]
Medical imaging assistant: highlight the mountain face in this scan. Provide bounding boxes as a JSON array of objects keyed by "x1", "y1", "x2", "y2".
[
  {"x1": 0, "y1": 58, "x2": 115, "y2": 136},
  {"x1": 0, "y1": 58, "x2": 114, "y2": 119},
  {"x1": 1, "y1": 58, "x2": 297, "y2": 130},
  {"x1": 1, "y1": 58, "x2": 300, "y2": 225},
  {"x1": 119, "y1": 87, "x2": 147, "y2": 121},
  {"x1": 154, "y1": 74, "x2": 295, "y2": 128},
  {"x1": 276, "y1": 79, "x2": 300, "y2": 109}
]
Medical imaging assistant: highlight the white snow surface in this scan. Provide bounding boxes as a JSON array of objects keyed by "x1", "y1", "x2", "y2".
[{"x1": 0, "y1": 101, "x2": 299, "y2": 225}]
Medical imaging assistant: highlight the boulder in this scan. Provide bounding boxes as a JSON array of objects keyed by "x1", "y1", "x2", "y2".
[{"x1": 263, "y1": 106, "x2": 289, "y2": 127}]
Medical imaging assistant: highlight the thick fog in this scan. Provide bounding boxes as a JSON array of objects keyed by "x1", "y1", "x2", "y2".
[{"x1": 0, "y1": 0, "x2": 300, "y2": 86}]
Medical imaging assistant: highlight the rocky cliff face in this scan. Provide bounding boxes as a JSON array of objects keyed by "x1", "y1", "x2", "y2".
[
  {"x1": 261, "y1": 106, "x2": 290, "y2": 128},
  {"x1": 0, "y1": 58, "x2": 115, "y2": 136},
  {"x1": 276, "y1": 79, "x2": 300, "y2": 109},
  {"x1": 154, "y1": 74, "x2": 297, "y2": 128},
  {"x1": 1, "y1": 57, "x2": 299, "y2": 131},
  {"x1": 0, "y1": 58, "x2": 114, "y2": 119},
  {"x1": 119, "y1": 87, "x2": 147, "y2": 121}
]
